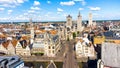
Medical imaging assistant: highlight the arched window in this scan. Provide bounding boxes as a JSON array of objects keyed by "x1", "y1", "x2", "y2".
[
  {"x1": 52, "y1": 46, "x2": 54, "y2": 49},
  {"x1": 49, "y1": 46, "x2": 51, "y2": 49}
]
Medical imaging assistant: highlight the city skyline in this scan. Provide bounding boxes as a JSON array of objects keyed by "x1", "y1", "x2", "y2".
[{"x1": 0, "y1": 0, "x2": 120, "y2": 22}]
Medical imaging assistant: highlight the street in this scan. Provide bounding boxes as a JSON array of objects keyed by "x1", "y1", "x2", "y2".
[{"x1": 63, "y1": 40, "x2": 79, "y2": 68}]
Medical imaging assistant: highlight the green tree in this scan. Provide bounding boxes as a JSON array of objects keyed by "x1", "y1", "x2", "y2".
[
  {"x1": 67, "y1": 37, "x2": 70, "y2": 41},
  {"x1": 77, "y1": 31, "x2": 79, "y2": 34},
  {"x1": 73, "y1": 32, "x2": 76, "y2": 39}
]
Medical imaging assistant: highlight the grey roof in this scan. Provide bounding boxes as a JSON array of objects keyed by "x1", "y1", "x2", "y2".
[
  {"x1": 103, "y1": 31, "x2": 114, "y2": 37},
  {"x1": 47, "y1": 60, "x2": 57, "y2": 68},
  {"x1": 10, "y1": 60, "x2": 24, "y2": 68},
  {"x1": 48, "y1": 63, "x2": 56, "y2": 68},
  {"x1": 0, "y1": 56, "x2": 24, "y2": 68},
  {"x1": 102, "y1": 43, "x2": 120, "y2": 67}
]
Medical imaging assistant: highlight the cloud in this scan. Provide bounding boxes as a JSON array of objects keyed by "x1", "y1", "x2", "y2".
[
  {"x1": 23, "y1": 13, "x2": 28, "y2": 15},
  {"x1": 63, "y1": 14, "x2": 67, "y2": 17},
  {"x1": 0, "y1": 16, "x2": 29, "y2": 22},
  {"x1": 0, "y1": 17, "x2": 10, "y2": 21},
  {"x1": 78, "y1": 8, "x2": 84, "y2": 10},
  {"x1": 73, "y1": 0, "x2": 83, "y2": 1},
  {"x1": 15, "y1": 17, "x2": 29, "y2": 20},
  {"x1": 27, "y1": 6, "x2": 40, "y2": 14},
  {"x1": 73, "y1": 0, "x2": 86, "y2": 6},
  {"x1": 47, "y1": 1, "x2": 51, "y2": 4},
  {"x1": 18, "y1": 15, "x2": 23, "y2": 17},
  {"x1": 57, "y1": 8, "x2": 63, "y2": 12},
  {"x1": 0, "y1": 0, "x2": 16, "y2": 4},
  {"x1": 31, "y1": 6, "x2": 40, "y2": 10},
  {"x1": 34, "y1": 1, "x2": 40, "y2": 6},
  {"x1": 5, "y1": 16, "x2": 29, "y2": 21},
  {"x1": 17, "y1": 0, "x2": 26, "y2": 3},
  {"x1": 57, "y1": 12, "x2": 61, "y2": 14},
  {"x1": 88, "y1": 7, "x2": 101, "y2": 11},
  {"x1": 60, "y1": 1, "x2": 75, "y2": 6},
  {"x1": 0, "y1": 0, "x2": 28, "y2": 8},
  {"x1": 0, "y1": 8, "x2": 4, "y2": 11},
  {"x1": 0, "y1": 4, "x2": 16, "y2": 8},
  {"x1": 45, "y1": 12, "x2": 52, "y2": 17},
  {"x1": 92, "y1": 13, "x2": 100, "y2": 17},
  {"x1": 28, "y1": 10, "x2": 35, "y2": 13},
  {"x1": 45, "y1": 14, "x2": 49, "y2": 17},
  {"x1": 8, "y1": 10, "x2": 13, "y2": 14},
  {"x1": 81, "y1": 1, "x2": 86, "y2": 6}
]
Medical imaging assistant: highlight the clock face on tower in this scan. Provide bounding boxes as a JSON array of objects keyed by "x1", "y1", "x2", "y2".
[{"x1": 68, "y1": 19, "x2": 70, "y2": 21}]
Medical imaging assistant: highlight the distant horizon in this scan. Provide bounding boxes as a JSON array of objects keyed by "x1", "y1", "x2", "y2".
[
  {"x1": 0, "y1": 19, "x2": 120, "y2": 23},
  {"x1": 0, "y1": 0, "x2": 120, "y2": 22}
]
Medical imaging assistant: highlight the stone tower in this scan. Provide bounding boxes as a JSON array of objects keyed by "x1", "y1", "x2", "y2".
[
  {"x1": 88, "y1": 13, "x2": 93, "y2": 26},
  {"x1": 30, "y1": 18, "x2": 34, "y2": 44},
  {"x1": 77, "y1": 11, "x2": 82, "y2": 32},
  {"x1": 66, "y1": 15, "x2": 72, "y2": 29}
]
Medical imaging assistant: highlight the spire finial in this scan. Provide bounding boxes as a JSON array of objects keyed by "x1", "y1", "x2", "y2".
[
  {"x1": 78, "y1": 11, "x2": 81, "y2": 17},
  {"x1": 79, "y1": 11, "x2": 80, "y2": 15}
]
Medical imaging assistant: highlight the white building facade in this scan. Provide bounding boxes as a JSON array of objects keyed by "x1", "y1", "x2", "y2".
[{"x1": 75, "y1": 37, "x2": 95, "y2": 58}]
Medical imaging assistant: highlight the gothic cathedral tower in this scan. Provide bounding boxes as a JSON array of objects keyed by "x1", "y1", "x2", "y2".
[
  {"x1": 88, "y1": 13, "x2": 93, "y2": 26},
  {"x1": 77, "y1": 11, "x2": 82, "y2": 32},
  {"x1": 66, "y1": 15, "x2": 72, "y2": 29}
]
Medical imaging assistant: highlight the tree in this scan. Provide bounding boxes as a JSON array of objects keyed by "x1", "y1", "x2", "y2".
[
  {"x1": 73, "y1": 32, "x2": 76, "y2": 39},
  {"x1": 77, "y1": 31, "x2": 79, "y2": 34},
  {"x1": 67, "y1": 37, "x2": 70, "y2": 41}
]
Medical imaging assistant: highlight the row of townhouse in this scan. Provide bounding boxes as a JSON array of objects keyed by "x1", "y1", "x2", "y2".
[
  {"x1": 0, "y1": 39, "x2": 31, "y2": 56},
  {"x1": 0, "y1": 29, "x2": 61, "y2": 57}
]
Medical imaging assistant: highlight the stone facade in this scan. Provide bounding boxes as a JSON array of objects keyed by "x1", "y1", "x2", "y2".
[
  {"x1": 77, "y1": 12, "x2": 82, "y2": 32},
  {"x1": 45, "y1": 35, "x2": 60, "y2": 57},
  {"x1": 75, "y1": 37, "x2": 95, "y2": 58},
  {"x1": 7, "y1": 41, "x2": 15, "y2": 55},
  {"x1": 15, "y1": 41, "x2": 31, "y2": 56},
  {"x1": 66, "y1": 15, "x2": 72, "y2": 29},
  {"x1": 0, "y1": 43, "x2": 8, "y2": 54},
  {"x1": 88, "y1": 13, "x2": 93, "y2": 26}
]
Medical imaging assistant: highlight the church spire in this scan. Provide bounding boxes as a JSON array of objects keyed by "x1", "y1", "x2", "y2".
[
  {"x1": 77, "y1": 11, "x2": 82, "y2": 32},
  {"x1": 78, "y1": 11, "x2": 81, "y2": 17}
]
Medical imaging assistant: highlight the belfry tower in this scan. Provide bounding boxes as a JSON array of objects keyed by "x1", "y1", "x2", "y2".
[
  {"x1": 88, "y1": 13, "x2": 93, "y2": 26},
  {"x1": 77, "y1": 11, "x2": 82, "y2": 32}
]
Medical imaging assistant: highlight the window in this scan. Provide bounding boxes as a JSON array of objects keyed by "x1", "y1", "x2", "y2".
[
  {"x1": 49, "y1": 46, "x2": 51, "y2": 49},
  {"x1": 85, "y1": 51, "x2": 88, "y2": 53},
  {"x1": 52, "y1": 46, "x2": 54, "y2": 49},
  {"x1": 52, "y1": 51, "x2": 54, "y2": 53}
]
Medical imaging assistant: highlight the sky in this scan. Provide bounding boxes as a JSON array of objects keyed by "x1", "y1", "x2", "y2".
[{"x1": 0, "y1": 0, "x2": 120, "y2": 22}]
